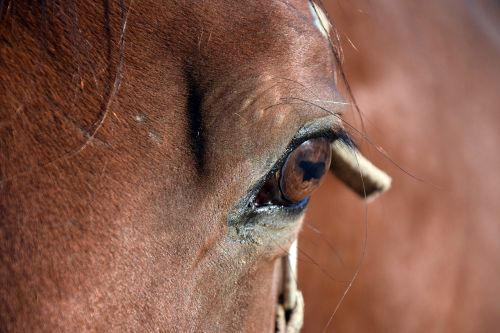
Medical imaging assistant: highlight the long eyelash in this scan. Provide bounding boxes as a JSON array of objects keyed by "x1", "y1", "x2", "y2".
[
  {"x1": 251, "y1": 128, "x2": 338, "y2": 208},
  {"x1": 334, "y1": 129, "x2": 357, "y2": 150},
  {"x1": 268, "y1": 95, "x2": 431, "y2": 186}
]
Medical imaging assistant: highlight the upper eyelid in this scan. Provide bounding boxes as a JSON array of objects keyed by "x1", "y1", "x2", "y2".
[
  {"x1": 282, "y1": 116, "x2": 343, "y2": 161},
  {"x1": 288, "y1": 125, "x2": 336, "y2": 150},
  {"x1": 250, "y1": 121, "x2": 341, "y2": 197}
]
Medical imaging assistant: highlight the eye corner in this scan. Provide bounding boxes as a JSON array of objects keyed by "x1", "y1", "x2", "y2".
[{"x1": 226, "y1": 126, "x2": 340, "y2": 244}]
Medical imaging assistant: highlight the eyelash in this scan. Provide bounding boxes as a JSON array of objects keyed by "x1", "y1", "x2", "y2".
[{"x1": 253, "y1": 132, "x2": 335, "y2": 208}]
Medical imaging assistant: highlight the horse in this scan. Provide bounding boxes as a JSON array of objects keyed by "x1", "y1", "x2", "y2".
[
  {"x1": 0, "y1": 0, "x2": 390, "y2": 331},
  {"x1": 301, "y1": 0, "x2": 500, "y2": 332}
]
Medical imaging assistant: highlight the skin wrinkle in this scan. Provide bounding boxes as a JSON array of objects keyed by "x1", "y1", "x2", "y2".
[{"x1": 0, "y1": 1, "x2": 347, "y2": 332}]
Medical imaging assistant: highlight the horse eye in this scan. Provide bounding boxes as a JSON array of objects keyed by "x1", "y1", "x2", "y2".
[{"x1": 255, "y1": 137, "x2": 332, "y2": 206}]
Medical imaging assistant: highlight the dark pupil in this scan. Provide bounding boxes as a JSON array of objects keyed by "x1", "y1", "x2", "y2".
[
  {"x1": 279, "y1": 137, "x2": 332, "y2": 203},
  {"x1": 298, "y1": 160, "x2": 326, "y2": 182},
  {"x1": 255, "y1": 137, "x2": 332, "y2": 206}
]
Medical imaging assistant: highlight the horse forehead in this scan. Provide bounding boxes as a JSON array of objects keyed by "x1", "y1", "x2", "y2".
[
  {"x1": 161, "y1": 0, "x2": 331, "y2": 50},
  {"x1": 151, "y1": 1, "x2": 339, "y2": 123}
]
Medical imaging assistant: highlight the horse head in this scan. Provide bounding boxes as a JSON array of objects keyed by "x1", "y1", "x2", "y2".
[{"x1": 0, "y1": 1, "x2": 389, "y2": 331}]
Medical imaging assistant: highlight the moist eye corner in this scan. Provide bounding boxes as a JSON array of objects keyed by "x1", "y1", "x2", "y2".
[
  {"x1": 234, "y1": 117, "x2": 343, "y2": 219},
  {"x1": 226, "y1": 119, "x2": 342, "y2": 246}
]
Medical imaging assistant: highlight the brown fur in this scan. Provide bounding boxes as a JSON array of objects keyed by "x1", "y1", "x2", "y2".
[
  {"x1": 302, "y1": 0, "x2": 500, "y2": 332},
  {"x1": 0, "y1": 0, "x2": 348, "y2": 331}
]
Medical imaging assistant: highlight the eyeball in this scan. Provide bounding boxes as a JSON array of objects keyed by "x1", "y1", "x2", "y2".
[{"x1": 255, "y1": 137, "x2": 332, "y2": 206}]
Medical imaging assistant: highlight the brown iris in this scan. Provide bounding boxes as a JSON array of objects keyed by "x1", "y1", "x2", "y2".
[{"x1": 255, "y1": 137, "x2": 332, "y2": 206}]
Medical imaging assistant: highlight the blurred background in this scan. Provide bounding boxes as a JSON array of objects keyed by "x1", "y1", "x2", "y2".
[{"x1": 300, "y1": 0, "x2": 500, "y2": 332}]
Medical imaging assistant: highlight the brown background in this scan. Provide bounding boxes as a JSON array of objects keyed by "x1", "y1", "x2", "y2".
[{"x1": 300, "y1": 1, "x2": 500, "y2": 332}]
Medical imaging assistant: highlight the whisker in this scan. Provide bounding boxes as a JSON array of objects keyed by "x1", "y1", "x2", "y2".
[
  {"x1": 322, "y1": 143, "x2": 369, "y2": 333},
  {"x1": 0, "y1": 0, "x2": 133, "y2": 185},
  {"x1": 271, "y1": 239, "x2": 348, "y2": 284},
  {"x1": 281, "y1": 96, "x2": 350, "y2": 106},
  {"x1": 270, "y1": 97, "x2": 438, "y2": 188},
  {"x1": 271, "y1": 76, "x2": 348, "y2": 105},
  {"x1": 313, "y1": 0, "x2": 366, "y2": 135},
  {"x1": 296, "y1": 245, "x2": 350, "y2": 284},
  {"x1": 303, "y1": 222, "x2": 346, "y2": 267},
  {"x1": 75, "y1": 0, "x2": 131, "y2": 155},
  {"x1": 343, "y1": 32, "x2": 359, "y2": 52}
]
